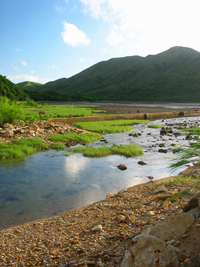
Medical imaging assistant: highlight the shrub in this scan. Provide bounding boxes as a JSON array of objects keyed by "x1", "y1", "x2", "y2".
[{"x1": 0, "y1": 96, "x2": 23, "y2": 126}]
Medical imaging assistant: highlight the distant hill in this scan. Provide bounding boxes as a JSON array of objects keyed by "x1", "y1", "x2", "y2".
[
  {"x1": 0, "y1": 75, "x2": 29, "y2": 100},
  {"x1": 18, "y1": 46, "x2": 200, "y2": 102},
  {"x1": 17, "y1": 81, "x2": 42, "y2": 91}
]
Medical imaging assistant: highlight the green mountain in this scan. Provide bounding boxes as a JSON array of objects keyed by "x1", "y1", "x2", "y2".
[
  {"x1": 0, "y1": 75, "x2": 29, "y2": 100},
  {"x1": 18, "y1": 46, "x2": 200, "y2": 102},
  {"x1": 17, "y1": 81, "x2": 42, "y2": 91}
]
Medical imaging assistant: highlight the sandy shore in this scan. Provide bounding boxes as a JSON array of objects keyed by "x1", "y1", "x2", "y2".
[{"x1": 0, "y1": 165, "x2": 200, "y2": 266}]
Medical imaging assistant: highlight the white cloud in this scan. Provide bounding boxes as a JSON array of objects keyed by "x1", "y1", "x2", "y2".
[
  {"x1": 106, "y1": 27, "x2": 124, "y2": 46},
  {"x1": 80, "y1": 0, "x2": 200, "y2": 56},
  {"x1": 21, "y1": 61, "x2": 27, "y2": 66},
  {"x1": 80, "y1": 58, "x2": 86, "y2": 63},
  {"x1": 48, "y1": 64, "x2": 58, "y2": 70},
  {"x1": 61, "y1": 21, "x2": 91, "y2": 47},
  {"x1": 80, "y1": 0, "x2": 107, "y2": 19},
  {"x1": 8, "y1": 74, "x2": 39, "y2": 83}
]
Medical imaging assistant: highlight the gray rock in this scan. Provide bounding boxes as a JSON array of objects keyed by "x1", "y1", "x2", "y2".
[
  {"x1": 190, "y1": 169, "x2": 200, "y2": 177},
  {"x1": 121, "y1": 234, "x2": 180, "y2": 267},
  {"x1": 142, "y1": 213, "x2": 195, "y2": 241},
  {"x1": 158, "y1": 148, "x2": 168, "y2": 153},
  {"x1": 183, "y1": 192, "x2": 200, "y2": 212},
  {"x1": 138, "y1": 161, "x2": 147, "y2": 165},
  {"x1": 153, "y1": 185, "x2": 168, "y2": 194}
]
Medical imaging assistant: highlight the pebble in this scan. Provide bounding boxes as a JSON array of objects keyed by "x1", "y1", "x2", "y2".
[{"x1": 91, "y1": 225, "x2": 103, "y2": 232}]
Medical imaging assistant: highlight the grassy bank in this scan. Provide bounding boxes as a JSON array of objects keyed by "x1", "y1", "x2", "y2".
[
  {"x1": 0, "y1": 133, "x2": 102, "y2": 160},
  {"x1": 66, "y1": 144, "x2": 144, "y2": 157},
  {"x1": 0, "y1": 138, "x2": 49, "y2": 160},
  {"x1": 73, "y1": 119, "x2": 149, "y2": 134},
  {"x1": 48, "y1": 132, "x2": 102, "y2": 143}
]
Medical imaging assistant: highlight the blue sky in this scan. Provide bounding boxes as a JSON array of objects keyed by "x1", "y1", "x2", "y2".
[{"x1": 1, "y1": 0, "x2": 200, "y2": 84}]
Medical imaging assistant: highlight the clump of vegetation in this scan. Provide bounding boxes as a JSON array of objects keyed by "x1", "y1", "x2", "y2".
[
  {"x1": 169, "y1": 189, "x2": 191, "y2": 202},
  {"x1": 0, "y1": 138, "x2": 49, "y2": 160},
  {"x1": 0, "y1": 97, "x2": 23, "y2": 126},
  {"x1": 48, "y1": 132, "x2": 102, "y2": 143},
  {"x1": 148, "y1": 124, "x2": 163, "y2": 128},
  {"x1": 161, "y1": 176, "x2": 200, "y2": 202},
  {"x1": 161, "y1": 176, "x2": 193, "y2": 186},
  {"x1": 66, "y1": 144, "x2": 143, "y2": 158},
  {"x1": 51, "y1": 142, "x2": 65, "y2": 149},
  {"x1": 170, "y1": 127, "x2": 200, "y2": 170},
  {"x1": 183, "y1": 127, "x2": 200, "y2": 135},
  {"x1": 73, "y1": 120, "x2": 149, "y2": 134}
]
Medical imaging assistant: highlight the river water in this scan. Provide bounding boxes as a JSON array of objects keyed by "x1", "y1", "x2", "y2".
[{"x1": 0, "y1": 116, "x2": 199, "y2": 229}]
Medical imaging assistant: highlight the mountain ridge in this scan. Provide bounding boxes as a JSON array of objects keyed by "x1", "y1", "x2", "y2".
[{"x1": 17, "y1": 46, "x2": 200, "y2": 102}]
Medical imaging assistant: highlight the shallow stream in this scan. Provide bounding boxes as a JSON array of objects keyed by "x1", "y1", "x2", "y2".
[{"x1": 0, "y1": 116, "x2": 199, "y2": 229}]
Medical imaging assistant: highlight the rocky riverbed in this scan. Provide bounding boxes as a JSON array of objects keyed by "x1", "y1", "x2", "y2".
[{"x1": 0, "y1": 120, "x2": 88, "y2": 146}]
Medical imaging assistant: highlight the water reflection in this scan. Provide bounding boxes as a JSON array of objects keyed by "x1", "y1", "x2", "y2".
[{"x1": 64, "y1": 154, "x2": 90, "y2": 178}]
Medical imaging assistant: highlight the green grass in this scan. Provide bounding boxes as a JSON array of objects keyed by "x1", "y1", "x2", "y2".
[
  {"x1": 0, "y1": 97, "x2": 23, "y2": 126},
  {"x1": 148, "y1": 124, "x2": 163, "y2": 128},
  {"x1": 169, "y1": 127, "x2": 200, "y2": 170},
  {"x1": 160, "y1": 176, "x2": 200, "y2": 202},
  {"x1": 48, "y1": 132, "x2": 102, "y2": 143},
  {"x1": 66, "y1": 144, "x2": 143, "y2": 158},
  {"x1": 21, "y1": 103, "x2": 105, "y2": 122},
  {"x1": 170, "y1": 146, "x2": 200, "y2": 171},
  {"x1": 0, "y1": 138, "x2": 49, "y2": 160},
  {"x1": 51, "y1": 142, "x2": 66, "y2": 149},
  {"x1": 73, "y1": 120, "x2": 149, "y2": 134},
  {"x1": 161, "y1": 176, "x2": 193, "y2": 186},
  {"x1": 183, "y1": 127, "x2": 200, "y2": 135},
  {"x1": 169, "y1": 190, "x2": 191, "y2": 202}
]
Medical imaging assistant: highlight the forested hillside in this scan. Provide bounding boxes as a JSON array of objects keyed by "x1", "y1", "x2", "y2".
[
  {"x1": 0, "y1": 75, "x2": 29, "y2": 100},
  {"x1": 18, "y1": 46, "x2": 200, "y2": 102}
]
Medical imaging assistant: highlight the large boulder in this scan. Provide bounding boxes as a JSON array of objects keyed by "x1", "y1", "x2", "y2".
[
  {"x1": 121, "y1": 234, "x2": 180, "y2": 267},
  {"x1": 142, "y1": 213, "x2": 195, "y2": 241}
]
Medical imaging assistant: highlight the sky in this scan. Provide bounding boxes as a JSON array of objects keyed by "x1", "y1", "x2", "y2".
[{"x1": 1, "y1": 0, "x2": 200, "y2": 84}]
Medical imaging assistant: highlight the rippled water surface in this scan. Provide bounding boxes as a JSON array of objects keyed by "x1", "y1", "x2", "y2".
[{"x1": 0, "y1": 116, "x2": 199, "y2": 229}]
